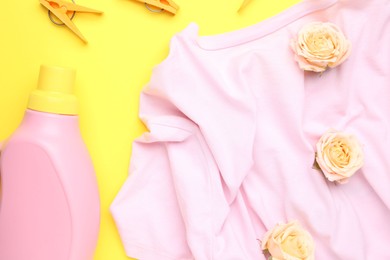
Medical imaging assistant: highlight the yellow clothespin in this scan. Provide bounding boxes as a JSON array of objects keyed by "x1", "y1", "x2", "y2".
[
  {"x1": 132, "y1": 0, "x2": 179, "y2": 15},
  {"x1": 238, "y1": 0, "x2": 252, "y2": 12},
  {"x1": 39, "y1": 0, "x2": 103, "y2": 43}
]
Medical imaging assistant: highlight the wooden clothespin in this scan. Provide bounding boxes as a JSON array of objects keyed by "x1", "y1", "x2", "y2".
[
  {"x1": 39, "y1": 0, "x2": 103, "y2": 43},
  {"x1": 131, "y1": 0, "x2": 179, "y2": 15},
  {"x1": 238, "y1": 0, "x2": 252, "y2": 12}
]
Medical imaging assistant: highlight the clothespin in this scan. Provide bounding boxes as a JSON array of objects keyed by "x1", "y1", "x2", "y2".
[
  {"x1": 39, "y1": 0, "x2": 103, "y2": 43},
  {"x1": 238, "y1": 0, "x2": 252, "y2": 12},
  {"x1": 132, "y1": 0, "x2": 179, "y2": 15}
]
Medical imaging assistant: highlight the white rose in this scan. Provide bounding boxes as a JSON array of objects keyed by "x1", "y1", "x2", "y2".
[
  {"x1": 316, "y1": 129, "x2": 364, "y2": 183},
  {"x1": 291, "y1": 22, "x2": 351, "y2": 72},
  {"x1": 261, "y1": 221, "x2": 315, "y2": 260}
]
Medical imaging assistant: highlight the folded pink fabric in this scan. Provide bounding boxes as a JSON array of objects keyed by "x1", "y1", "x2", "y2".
[{"x1": 111, "y1": 0, "x2": 390, "y2": 258}]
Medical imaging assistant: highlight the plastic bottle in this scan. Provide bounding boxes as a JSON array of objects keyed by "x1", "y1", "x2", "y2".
[{"x1": 0, "y1": 65, "x2": 100, "y2": 260}]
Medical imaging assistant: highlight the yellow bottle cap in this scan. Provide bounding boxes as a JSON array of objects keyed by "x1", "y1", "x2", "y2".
[{"x1": 28, "y1": 65, "x2": 78, "y2": 115}]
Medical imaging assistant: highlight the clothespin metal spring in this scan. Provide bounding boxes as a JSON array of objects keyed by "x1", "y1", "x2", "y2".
[
  {"x1": 48, "y1": 0, "x2": 76, "y2": 25},
  {"x1": 144, "y1": 2, "x2": 164, "y2": 13},
  {"x1": 130, "y1": 0, "x2": 179, "y2": 15}
]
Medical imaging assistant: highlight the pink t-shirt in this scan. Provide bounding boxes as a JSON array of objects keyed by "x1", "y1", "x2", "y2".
[{"x1": 111, "y1": 0, "x2": 390, "y2": 259}]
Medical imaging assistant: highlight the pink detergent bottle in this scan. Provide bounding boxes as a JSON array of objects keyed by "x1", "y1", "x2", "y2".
[{"x1": 0, "y1": 65, "x2": 100, "y2": 260}]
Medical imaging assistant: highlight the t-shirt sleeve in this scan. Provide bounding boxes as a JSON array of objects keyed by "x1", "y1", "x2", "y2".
[{"x1": 110, "y1": 36, "x2": 229, "y2": 260}]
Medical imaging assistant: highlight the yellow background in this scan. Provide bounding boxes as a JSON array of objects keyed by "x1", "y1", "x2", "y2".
[{"x1": 0, "y1": 0, "x2": 298, "y2": 259}]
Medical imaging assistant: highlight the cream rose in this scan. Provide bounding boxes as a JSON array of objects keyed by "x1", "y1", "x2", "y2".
[
  {"x1": 291, "y1": 22, "x2": 351, "y2": 72},
  {"x1": 316, "y1": 129, "x2": 364, "y2": 183},
  {"x1": 261, "y1": 221, "x2": 315, "y2": 260}
]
